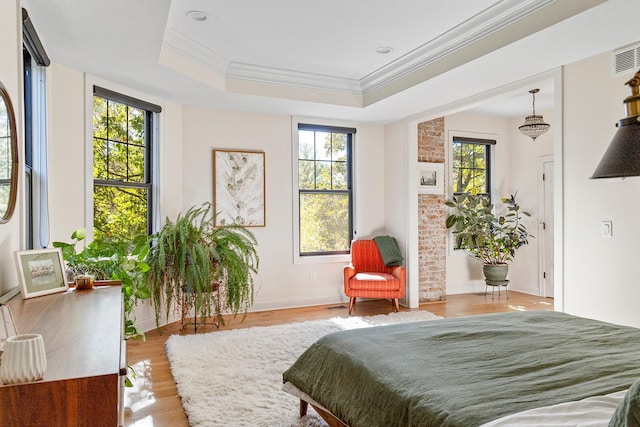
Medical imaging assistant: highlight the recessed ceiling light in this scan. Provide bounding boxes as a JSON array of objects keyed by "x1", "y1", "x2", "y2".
[
  {"x1": 376, "y1": 46, "x2": 393, "y2": 54},
  {"x1": 186, "y1": 10, "x2": 208, "y2": 22}
]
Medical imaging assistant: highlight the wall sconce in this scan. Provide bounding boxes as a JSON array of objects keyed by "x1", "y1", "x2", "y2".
[
  {"x1": 591, "y1": 69, "x2": 640, "y2": 179},
  {"x1": 519, "y1": 89, "x2": 550, "y2": 141}
]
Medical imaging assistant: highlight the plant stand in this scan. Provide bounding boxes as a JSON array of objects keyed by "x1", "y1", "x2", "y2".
[
  {"x1": 180, "y1": 285, "x2": 222, "y2": 333},
  {"x1": 484, "y1": 279, "x2": 510, "y2": 300}
]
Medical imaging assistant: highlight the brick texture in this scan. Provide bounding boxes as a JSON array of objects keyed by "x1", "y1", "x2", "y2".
[{"x1": 417, "y1": 118, "x2": 446, "y2": 302}]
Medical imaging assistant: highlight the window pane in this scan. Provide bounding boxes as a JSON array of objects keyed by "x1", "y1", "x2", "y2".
[
  {"x1": 298, "y1": 160, "x2": 315, "y2": 189},
  {"x1": 315, "y1": 161, "x2": 332, "y2": 189},
  {"x1": 332, "y1": 133, "x2": 347, "y2": 161},
  {"x1": 94, "y1": 185, "x2": 148, "y2": 241},
  {"x1": 333, "y1": 161, "x2": 347, "y2": 190},
  {"x1": 107, "y1": 102, "x2": 127, "y2": 143},
  {"x1": 128, "y1": 144, "x2": 145, "y2": 183},
  {"x1": 452, "y1": 139, "x2": 490, "y2": 198},
  {"x1": 128, "y1": 107, "x2": 145, "y2": 146},
  {"x1": 299, "y1": 130, "x2": 315, "y2": 160},
  {"x1": 315, "y1": 132, "x2": 331, "y2": 161},
  {"x1": 300, "y1": 192, "x2": 350, "y2": 253},
  {"x1": 93, "y1": 97, "x2": 107, "y2": 138},
  {"x1": 108, "y1": 141, "x2": 127, "y2": 181}
]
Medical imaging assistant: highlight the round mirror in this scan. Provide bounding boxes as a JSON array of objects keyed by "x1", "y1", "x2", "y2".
[{"x1": 0, "y1": 81, "x2": 18, "y2": 224}]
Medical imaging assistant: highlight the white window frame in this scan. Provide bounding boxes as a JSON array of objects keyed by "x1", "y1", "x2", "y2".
[{"x1": 291, "y1": 117, "x2": 355, "y2": 265}]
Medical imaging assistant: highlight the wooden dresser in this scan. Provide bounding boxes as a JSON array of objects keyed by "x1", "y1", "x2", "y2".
[{"x1": 0, "y1": 285, "x2": 125, "y2": 426}]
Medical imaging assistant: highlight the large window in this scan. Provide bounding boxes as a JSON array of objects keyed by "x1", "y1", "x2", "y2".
[
  {"x1": 23, "y1": 8, "x2": 50, "y2": 249},
  {"x1": 297, "y1": 123, "x2": 354, "y2": 256},
  {"x1": 452, "y1": 136, "x2": 495, "y2": 199},
  {"x1": 92, "y1": 86, "x2": 160, "y2": 241}
]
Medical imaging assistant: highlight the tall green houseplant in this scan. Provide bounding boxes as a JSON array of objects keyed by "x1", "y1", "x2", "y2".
[
  {"x1": 146, "y1": 202, "x2": 259, "y2": 328},
  {"x1": 445, "y1": 193, "x2": 532, "y2": 280}
]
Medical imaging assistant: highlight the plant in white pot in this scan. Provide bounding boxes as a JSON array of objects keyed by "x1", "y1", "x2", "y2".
[{"x1": 445, "y1": 192, "x2": 532, "y2": 281}]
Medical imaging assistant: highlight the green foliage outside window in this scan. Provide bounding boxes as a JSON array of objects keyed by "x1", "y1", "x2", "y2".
[
  {"x1": 452, "y1": 140, "x2": 490, "y2": 196},
  {"x1": 298, "y1": 128, "x2": 351, "y2": 254},
  {"x1": 93, "y1": 96, "x2": 150, "y2": 242}
]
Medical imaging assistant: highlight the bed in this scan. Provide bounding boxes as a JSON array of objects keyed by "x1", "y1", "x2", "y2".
[{"x1": 282, "y1": 311, "x2": 640, "y2": 426}]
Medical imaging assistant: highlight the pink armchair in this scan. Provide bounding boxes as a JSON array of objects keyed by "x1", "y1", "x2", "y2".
[{"x1": 343, "y1": 239, "x2": 406, "y2": 315}]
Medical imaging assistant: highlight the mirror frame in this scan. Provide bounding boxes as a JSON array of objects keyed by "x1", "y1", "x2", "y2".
[{"x1": 0, "y1": 81, "x2": 18, "y2": 224}]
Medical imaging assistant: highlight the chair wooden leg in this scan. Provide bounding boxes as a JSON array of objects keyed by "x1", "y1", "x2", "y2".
[
  {"x1": 393, "y1": 298, "x2": 400, "y2": 312},
  {"x1": 348, "y1": 297, "x2": 356, "y2": 315}
]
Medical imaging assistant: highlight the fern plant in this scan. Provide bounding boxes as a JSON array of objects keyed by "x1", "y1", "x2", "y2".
[{"x1": 146, "y1": 202, "x2": 259, "y2": 328}]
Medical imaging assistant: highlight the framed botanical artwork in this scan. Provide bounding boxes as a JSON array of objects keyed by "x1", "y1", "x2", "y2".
[
  {"x1": 213, "y1": 149, "x2": 266, "y2": 227},
  {"x1": 14, "y1": 248, "x2": 68, "y2": 299},
  {"x1": 417, "y1": 162, "x2": 445, "y2": 194}
]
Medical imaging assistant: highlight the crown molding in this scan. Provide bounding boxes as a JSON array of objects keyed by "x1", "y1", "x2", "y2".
[
  {"x1": 160, "y1": 0, "x2": 603, "y2": 106},
  {"x1": 226, "y1": 62, "x2": 362, "y2": 94},
  {"x1": 162, "y1": 27, "x2": 229, "y2": 75},
  {"x1": 360, "y1": 0, "x2": 555, "y2": 93}
]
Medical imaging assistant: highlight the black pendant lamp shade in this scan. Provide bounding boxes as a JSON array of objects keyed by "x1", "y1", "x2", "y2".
[{"x1": 591, "y1": 69, "x2": 640, "y2": 179}]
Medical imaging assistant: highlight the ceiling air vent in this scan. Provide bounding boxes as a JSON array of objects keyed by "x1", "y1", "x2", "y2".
[{"x1": 613, "y1": 44, "x2": 640, "y2": 76}]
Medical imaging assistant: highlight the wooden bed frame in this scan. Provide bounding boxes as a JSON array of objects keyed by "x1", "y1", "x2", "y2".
[{"x1": 300, "y1": 399, "x2": 348, "y2": 427}]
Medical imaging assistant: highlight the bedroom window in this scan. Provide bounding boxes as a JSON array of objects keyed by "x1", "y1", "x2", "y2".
[
  {"x1": 452, "y1": 136, "x2": 495, "y2": 200},
  {"x1": 23, "y1": 8, "x2": 50, "y2": 249},
  {"x1": 92, "y1": 86, "x2": 161, "y2": 241},
  {"x1": 296, "y1": 123, "x2": 354, "y2": 256}
]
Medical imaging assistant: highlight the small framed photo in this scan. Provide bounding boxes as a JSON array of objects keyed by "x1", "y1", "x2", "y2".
[
  {"x1": 14, "y1": 248, "x2": 68, "y2": 299},
  {"x1": 418, "y1": 162, "x2": 445, "y2": 194}
]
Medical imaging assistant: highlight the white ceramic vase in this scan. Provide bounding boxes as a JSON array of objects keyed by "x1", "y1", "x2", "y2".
[{"x1": 0, "y1": 333, "x2": 47, "y2": 384}]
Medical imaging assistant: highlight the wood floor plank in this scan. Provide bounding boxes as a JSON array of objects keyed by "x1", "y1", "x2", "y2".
[{"x1": 124, "y1": 292, "x2": 551, "y2": 426}]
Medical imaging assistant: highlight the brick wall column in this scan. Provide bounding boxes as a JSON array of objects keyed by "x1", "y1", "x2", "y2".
[{"x1": 417, "y1": 118, "x2": 446, "y2": 302}]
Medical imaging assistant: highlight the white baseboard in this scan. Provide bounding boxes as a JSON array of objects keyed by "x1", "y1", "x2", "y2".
[
  {"x1": 249, "y1": 294, "x2": 349, "y2": 313},
  {"x1": 446, "y1": 281, "x2": 485, "y2": 295}
]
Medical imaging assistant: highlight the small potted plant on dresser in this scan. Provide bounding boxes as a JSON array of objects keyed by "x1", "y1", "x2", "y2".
[
  {"x1": 53, "y1": 228, "x2": 151, "y2": 340},
  {"x1": 445, "y1": 192, "x2": 532, "y2": 282}
]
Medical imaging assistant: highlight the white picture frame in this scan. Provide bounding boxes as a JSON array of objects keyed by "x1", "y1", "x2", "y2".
[
  {"x1": 14, "y1": 248, "x2": 69, "y2": 299},
  {"x1": 417, "y1": 162, "x2": 444, "y2": 194}
]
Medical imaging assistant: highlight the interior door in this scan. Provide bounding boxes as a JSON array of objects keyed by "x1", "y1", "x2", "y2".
[{"x1": 538, "y1": 156, "x2": 554, "y2": 298}]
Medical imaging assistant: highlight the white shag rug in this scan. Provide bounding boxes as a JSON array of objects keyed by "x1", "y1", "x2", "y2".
[{"x1": 164, "y1": 310, "x2": 442, "y2": 427}]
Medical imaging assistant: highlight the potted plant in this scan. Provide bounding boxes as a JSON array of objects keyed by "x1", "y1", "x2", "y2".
[
  {"x1": 445, "y1": 192, "x2": 532, "y2": 281},
  {"x1": 145, "y1": 202, "x2": 259, "y2": 329},
  {"x1": 53, "y1": 228, "x2": 151, "y2": 340}
]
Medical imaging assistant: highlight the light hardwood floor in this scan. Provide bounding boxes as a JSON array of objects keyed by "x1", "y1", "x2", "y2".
[{"x1": 124, "y1": 291, "x2": 552, "y2": 426}]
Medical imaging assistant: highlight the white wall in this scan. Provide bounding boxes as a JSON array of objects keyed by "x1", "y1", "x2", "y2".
[
  {"x1": 0, "y1": 0, "x2": 23, "y2": 297},
  {"x1": 563, "y1": 51, "x2": 640, "y2": 327},
  {"x1": 384, "y1": 121, "x2": 412, "y2": 306},
  {"x1": 443, "y1": 111, "x2": 553, "y2": 295},
  {"x1": 181, "y1": 107, "x2": 387, "y2": 312}
]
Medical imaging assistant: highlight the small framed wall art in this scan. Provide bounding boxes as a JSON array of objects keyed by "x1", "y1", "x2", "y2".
[
  {"x1": 417, "y1": 162, "x2": 444, "y2": 194},
  {"x1": 14, "y1": 248, "x2": 68, "y2": 299},
  {"x1": 213, "y1": 149, "x2": 266, "y2": 227}
]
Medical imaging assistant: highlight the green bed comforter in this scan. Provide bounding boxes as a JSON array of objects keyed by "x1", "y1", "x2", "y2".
[{"x1": 283, "y1": 311, "x2": 640, "y2": 427}]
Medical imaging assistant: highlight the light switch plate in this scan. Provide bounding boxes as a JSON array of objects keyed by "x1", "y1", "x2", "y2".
[{"x1": 601, "y1": 221, "x2": 613, "y2": 237}]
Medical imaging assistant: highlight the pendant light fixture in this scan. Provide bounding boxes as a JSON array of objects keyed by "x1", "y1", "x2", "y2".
[
  {"x1": 519, "y1": 89, "x2": 550, "y2": 141},
  {"x1": 591, "y1": 69, "x2": 640, "y2": 179}
]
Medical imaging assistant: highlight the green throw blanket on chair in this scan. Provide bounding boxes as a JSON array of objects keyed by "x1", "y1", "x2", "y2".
[{"x1": 373, "y1": 235, "x2": 404, "y2": 267}]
